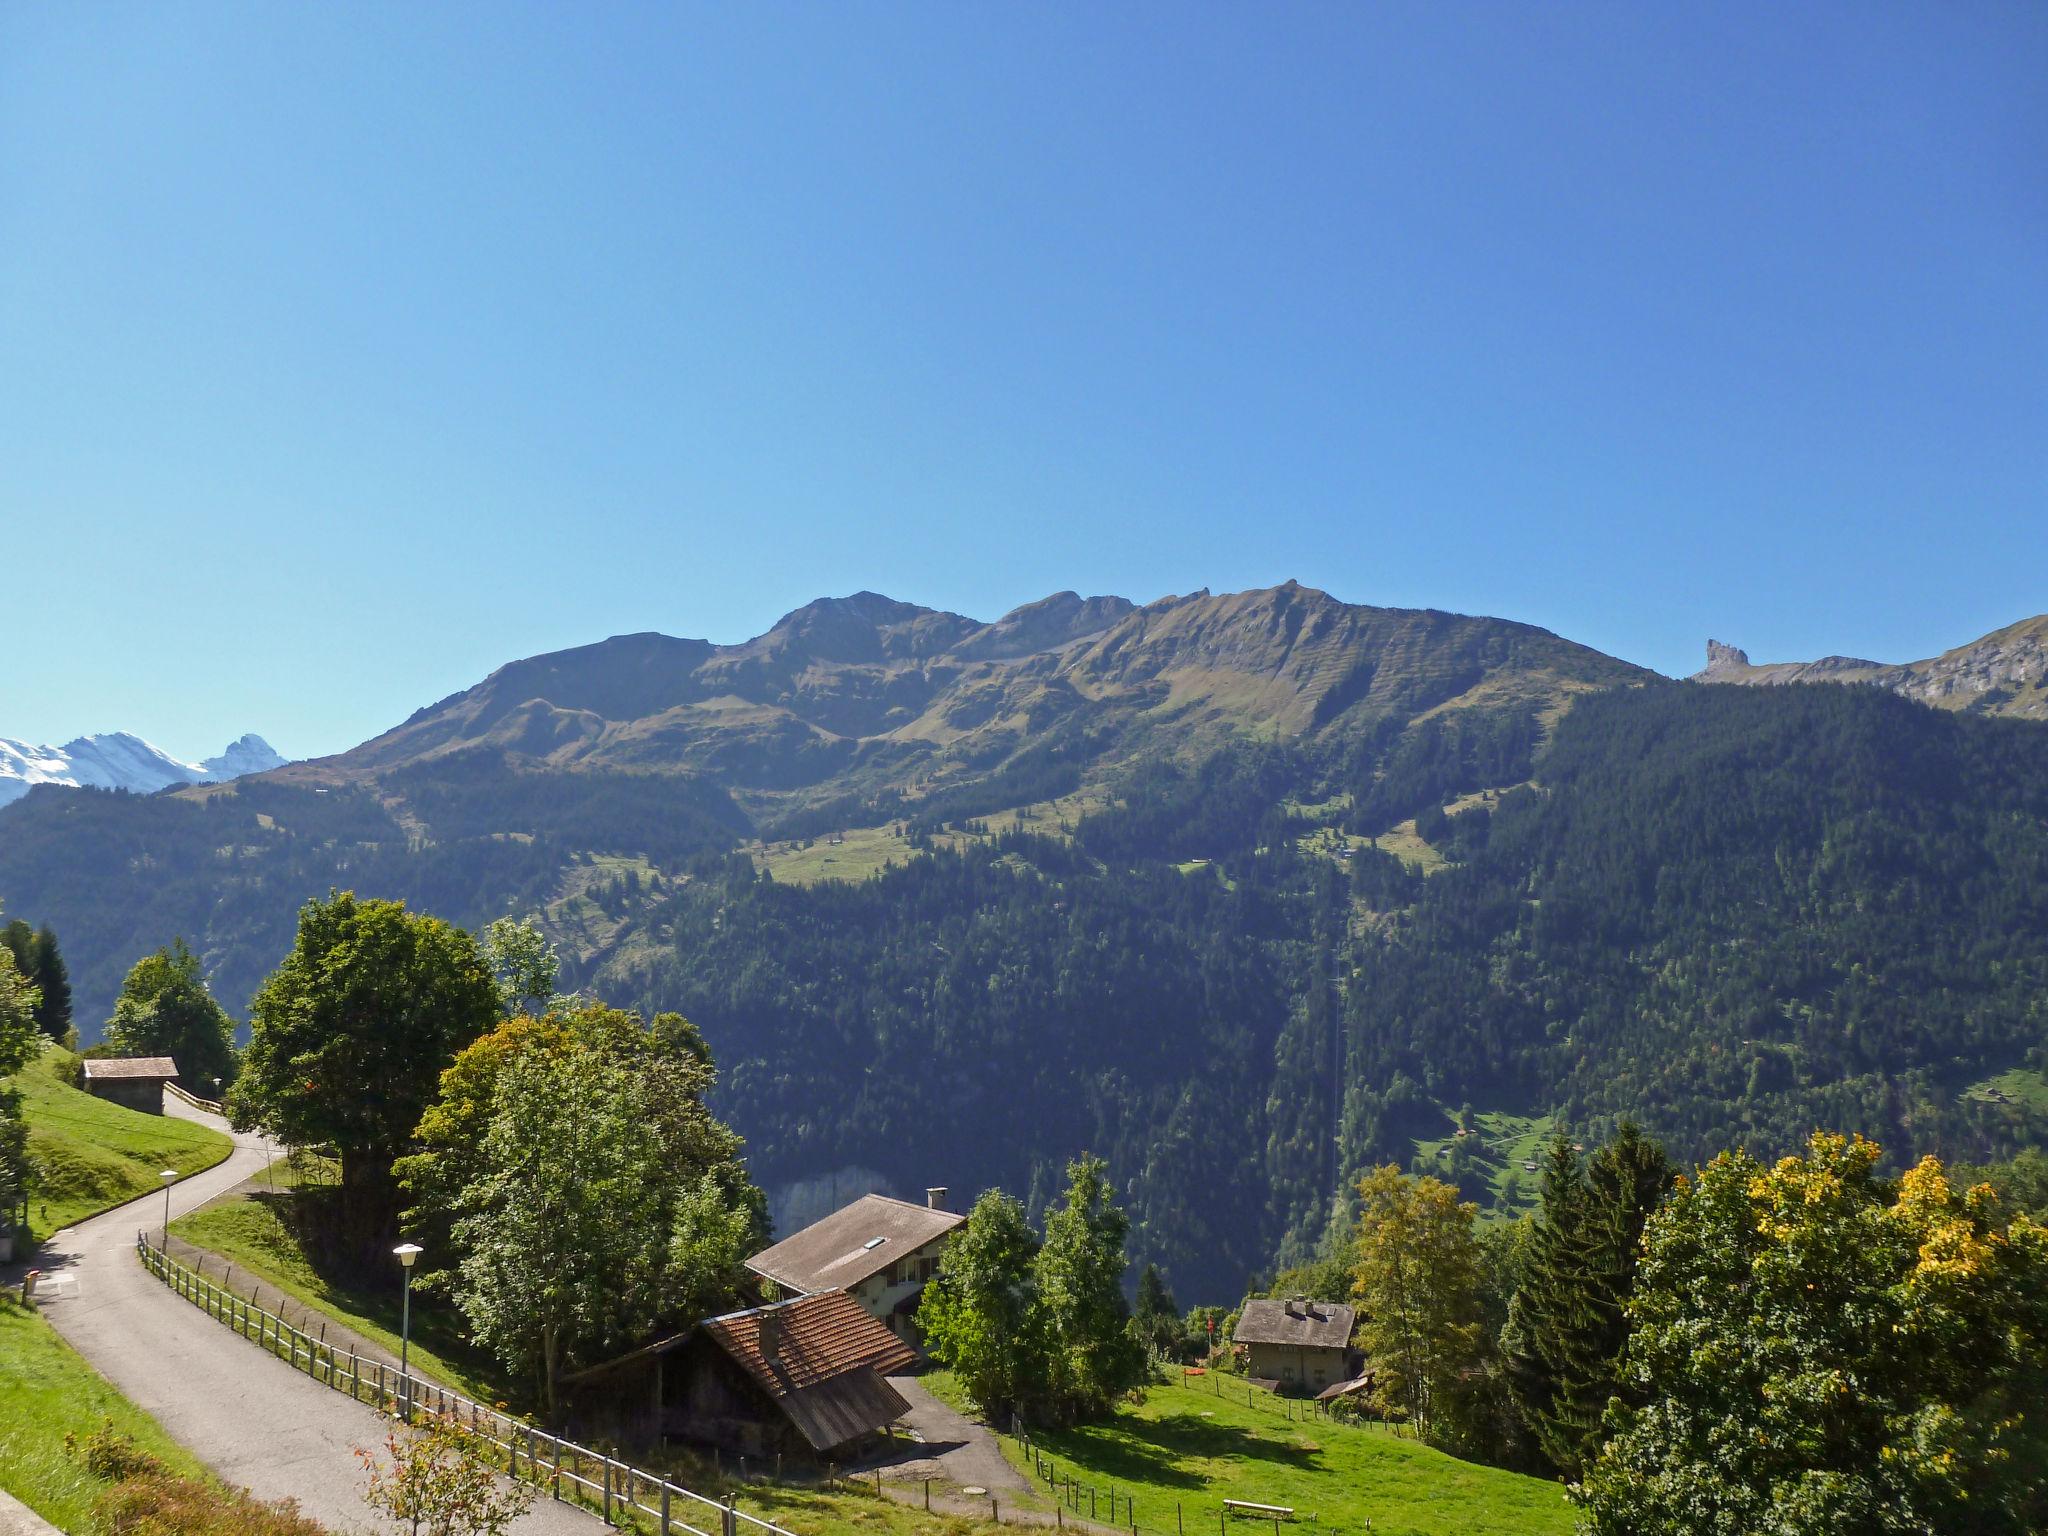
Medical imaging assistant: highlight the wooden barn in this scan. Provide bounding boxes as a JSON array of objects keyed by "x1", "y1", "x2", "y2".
[
  {"x1": 80, "y1": 1056, "x2": 179, "y2": 1114},
  {"x1": 560, "y1": 1291, "x2": 917, "y2": 1459}
]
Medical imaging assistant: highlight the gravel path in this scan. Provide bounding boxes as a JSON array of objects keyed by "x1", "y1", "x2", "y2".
[
  {"x1": 880, "y1": 1374, "x2": 1031, "y2": 1496},
  {"x1": 23, "y1": 1096, "x2": 598, "y2": 1535}
]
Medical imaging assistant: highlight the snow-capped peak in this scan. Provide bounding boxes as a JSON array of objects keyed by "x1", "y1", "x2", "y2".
[{"x1": 0, "y1": 731, "x2": 286, "y2": 808}]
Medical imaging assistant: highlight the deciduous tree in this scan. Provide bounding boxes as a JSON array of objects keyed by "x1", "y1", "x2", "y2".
[
  {"x1": 1579, "y1": 1133, "x2": 2048, "y2": 1535},
  {"x1": 229, "y1": 892, "x2": 499, "y2": 1245},
  {"x1": 1350, "y1": 1164, "x2": 1485, "y2": 1439},
  {"x1": 1035, "y1": 1153, "x2": 1147, "y2": 1421},
  {"x1": 919, "y1": 1189, "x2": 1046, "y2": 1417},
  {"x1": 105, "y1": 939, "x2": 238, "y2": 1092}
]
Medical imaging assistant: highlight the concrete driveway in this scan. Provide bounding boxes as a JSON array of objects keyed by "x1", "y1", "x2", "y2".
[{"x1": 23, "y1": 1098, "x2": 599, "y2": 1534}]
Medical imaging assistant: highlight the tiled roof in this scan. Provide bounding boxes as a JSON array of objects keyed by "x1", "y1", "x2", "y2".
[
  {"x1": 81, "y1": 1056, "x2": 179, "y2": 1080},
  {"x1": 1233, "y1": 1298, "x2": 1355, "y2": 1350},
  {"x1": 744, "y1": 1193, "x2": 963, "y2": 1294}
]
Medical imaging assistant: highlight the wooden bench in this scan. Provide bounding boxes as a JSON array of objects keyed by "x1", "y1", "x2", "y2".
[{"x1": 1224, "y1": 1500, "x2": 1296, "y2": 1521}]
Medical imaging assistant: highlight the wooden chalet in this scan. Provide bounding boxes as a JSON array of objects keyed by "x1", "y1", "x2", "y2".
[{"x1": 560, "y1": 1291, "x2": 917, "y2": 1458}]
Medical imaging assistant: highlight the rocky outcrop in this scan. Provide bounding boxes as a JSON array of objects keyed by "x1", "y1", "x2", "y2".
[{"x1": 1693, "y1": 617, "x2": 2048, "y2": 720}]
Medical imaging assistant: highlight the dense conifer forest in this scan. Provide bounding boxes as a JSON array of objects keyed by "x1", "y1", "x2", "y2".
[{"x1": 3, "y1": 679, "x2": 2045, "y2": 1298}]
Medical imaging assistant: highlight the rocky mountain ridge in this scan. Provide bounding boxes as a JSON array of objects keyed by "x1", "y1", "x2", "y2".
[
  {"x1": 271, "y1": 582, "x2": 1648, "y2": 827},
  {"x1": 1694, "y1": 615, "x2": 2048, "y2": 720}
]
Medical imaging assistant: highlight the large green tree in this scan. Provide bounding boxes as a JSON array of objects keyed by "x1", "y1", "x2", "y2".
[
  {"x1": 105, "y1": 939, "x2": 238, "y2": 1092},
  {"x1": 0, "y1": 913, "x2": 42, "y2": 1219},
  {"x1": 1502, "y1": 1121, "x2": 1673, "y2": 1479},
  {"x1": 1034, "y1": 1153, "x2": 1147, "y2": 1422},
  {"x1": 918, "y1": 1189, "x2": 1046, "y2": 1418},
  {"x1": 405, "y1": 1002, "x2": 762, "y2": 1408},
  {"x1": 1579, "y1": 1133, "x2": 2048, "y2": 1535},
  {"x1": 229, "y1": 892, "x2": 499, "y2": 1242}
]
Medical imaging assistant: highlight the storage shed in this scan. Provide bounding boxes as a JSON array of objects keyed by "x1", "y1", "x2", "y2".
[
  {"x1": 80, "y1": 1056, "x2": 179, "y2": 1114},
  {"x1": 560, "y1": 1291, "x2": 917, "y2": 1458}
]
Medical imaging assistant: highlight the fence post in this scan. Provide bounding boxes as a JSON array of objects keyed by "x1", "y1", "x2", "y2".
[
  {"x1": 660, "y1": 1485, "x2": 671, "y2": 1535},
  {"x1": 603, "y1": 1457, "x2": 613, "y2": 1524},
  {"x1": 722, "y1": 1497, "x2": 737, "y2": 1536}
]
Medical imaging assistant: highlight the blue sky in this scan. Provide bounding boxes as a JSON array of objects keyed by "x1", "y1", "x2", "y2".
[{"x1": 3, "y1": 3, "x2": 2042, "y2": 761}]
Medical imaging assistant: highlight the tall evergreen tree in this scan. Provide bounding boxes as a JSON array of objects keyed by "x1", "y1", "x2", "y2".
[
  {"x1": 30, "y1": 924, "x2": 70, "y2": 1042},
  {"x1": 1502, "y1": 1122, "x2": 1673, "y2": 1478}
]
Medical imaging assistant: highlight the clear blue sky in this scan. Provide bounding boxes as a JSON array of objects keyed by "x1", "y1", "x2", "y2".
[{"x1": 3, "y1": 4, "x2": 2042, "y2": 762}]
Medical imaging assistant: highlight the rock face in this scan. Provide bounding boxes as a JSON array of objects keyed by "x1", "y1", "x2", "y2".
[
  {"x1": 1693, "y1": 616, "x2": 2048, "y2": 720},
  {"x1": 0, "y1": 732, "x2": 286, "y2": 808}
]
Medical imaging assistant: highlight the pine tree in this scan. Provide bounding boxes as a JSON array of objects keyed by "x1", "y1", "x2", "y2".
[
  {"x1": 1502, "y1": 1123, "x2": 1673, "y2": 1479},
  {"x1": 30, "y1": 924, "x2": 70, "y2": 1042}
]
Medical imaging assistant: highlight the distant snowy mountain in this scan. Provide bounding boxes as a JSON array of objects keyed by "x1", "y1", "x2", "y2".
[{"x1": 0, "y1": 731, "x2": 285, "y2": 808}]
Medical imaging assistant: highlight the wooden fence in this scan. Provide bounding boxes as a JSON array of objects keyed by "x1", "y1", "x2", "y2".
[
  {"x1": 136, "y1": 1233, "x2": 797, "y2": 1536},
  {"x1": 164, "y1": 1081, "x2": 225, "y2": 1115}
]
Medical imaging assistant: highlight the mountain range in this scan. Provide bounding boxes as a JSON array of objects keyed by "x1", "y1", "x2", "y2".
[
  {"x1": 2, "y1": 584, "x2": 2045, "y2": 1296},
  {"x1": 0, "y1": 732, "x2": 284, "y2": 808}
]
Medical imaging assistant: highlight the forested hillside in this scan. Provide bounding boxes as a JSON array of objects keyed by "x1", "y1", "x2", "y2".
[{"x1": 3, "y1": 592, "x2": 2046, "y2": 1300}]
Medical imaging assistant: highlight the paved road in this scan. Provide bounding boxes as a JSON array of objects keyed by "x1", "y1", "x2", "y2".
[{"x1": 26, "y1": 1098, "x2": 598, "y2": 1535}]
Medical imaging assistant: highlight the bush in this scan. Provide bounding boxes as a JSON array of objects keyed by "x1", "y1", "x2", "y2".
[
  {"x1": 94, "y1": 1473, "x2": 328, "y2": 1536},
  {"x1": 69, "y1": 1421, "x2": 328, "y2": 1535}
]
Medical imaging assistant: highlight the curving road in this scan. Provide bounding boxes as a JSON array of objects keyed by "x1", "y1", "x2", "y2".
[{"x1": 27, "y1": 1097, "x2": 598, "y2": 1534}]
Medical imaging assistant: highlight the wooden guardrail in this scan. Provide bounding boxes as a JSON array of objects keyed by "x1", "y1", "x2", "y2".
[
  {"x1": 164, "y1": 1081, "x2": 225, "y2": 1115},
  {"x1": 136, "y1": 1233, "x2": 796, "y2": 1536}
]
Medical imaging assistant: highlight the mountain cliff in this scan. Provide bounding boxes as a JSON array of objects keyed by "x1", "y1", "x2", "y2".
[{"x1": 1694, "y1": 615, "x2": 2048, "y2": 720}]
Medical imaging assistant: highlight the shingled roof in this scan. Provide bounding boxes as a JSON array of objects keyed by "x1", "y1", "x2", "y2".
[
  {"x1": 745, "y1": 1193, "x2": 964, "y2": 1295},
  {"x1": 564, "y1": 1292, "x2": 915, "y2": 1453},
  {"x1": 81, "y1": 1056, "x2": 180, "y2": 1080},
  {"x1": 1233, "y1": 1297, "x2": 1355, "y2": 1350}
]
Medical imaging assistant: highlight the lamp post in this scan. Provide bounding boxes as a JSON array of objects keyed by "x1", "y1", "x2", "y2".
[
  {"x1": 393, "y1": 1242, "x2": 423, "y2": 1420},
  {"x1": 159, "y1": 1169, "x2": 176, "y2": 1245}
]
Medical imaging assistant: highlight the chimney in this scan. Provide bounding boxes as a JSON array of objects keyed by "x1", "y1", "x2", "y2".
[
  {"x1": 1288, "y1": 1295, "x2": 1307, "y2": 1318},
  {"x1": 926, "y1": 1187, "x2": 948, "y2": 1212},
  {"x1": 759, "y1": 1309, "x2": 782, "y2": 1363}
]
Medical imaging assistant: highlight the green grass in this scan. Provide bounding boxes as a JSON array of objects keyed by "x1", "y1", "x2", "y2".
[
  {"x1": 924, "y1": 1371, "x2": 1572, "y2": 1536},
  {"x1": 169, "y1": 1171, "x2": 512, "y2": 1408},
  {"x1": 1411, "y1": 1109, "x2": 1556, "y2": 1218},
  {"x1": 1960, "y1": 1067, "x2": 2048, "y2": 1113},
  {"x1": 743, "y1": 790, "x2": 1111, "y2": 887},
  {"x1": 0, "y1": 1293, "x2": 213, "y2": 1530},
  {"x1": 10, "y1": 1044, "x2": 232, "y2": 1242}
]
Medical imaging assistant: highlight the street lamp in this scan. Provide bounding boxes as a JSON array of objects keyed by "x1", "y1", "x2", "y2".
[
  {"x1": 159, "y1": 1170, "x2": 176, "y2": 1245},
  {"x1": 393, "y1": 1242, "x2": 423, "y2": 1420}
]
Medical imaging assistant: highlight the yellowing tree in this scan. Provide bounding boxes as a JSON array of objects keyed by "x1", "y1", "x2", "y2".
[
  {"x1": 1350, "y1": 1164, "x2": 1485, "y2": 1439},
  {"x1": 1580, "y1": 1133, "x2": 2048, "y2": 1535}
]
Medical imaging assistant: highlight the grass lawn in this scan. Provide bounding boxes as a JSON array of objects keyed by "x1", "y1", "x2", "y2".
[
  {"x1": 11, "y1": 1044, "x2": 232, "y2": 1242},
  {"x1": 1960, "y1": 1067, "x2": 2048, "y2": 1114},
  {"x1": 926, "y1": 1371, "x2": 1574, "y2": 1536},
  {"x1": 168, "y1": 1168, "x2": 513, "y2": 1409},
  {"x1": 0, "y1": 1294, "x2": 213, "y2": 1530},
  {"x1": 1411, "y1": 1109, "x2": 1556, "y2": 1219}
]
